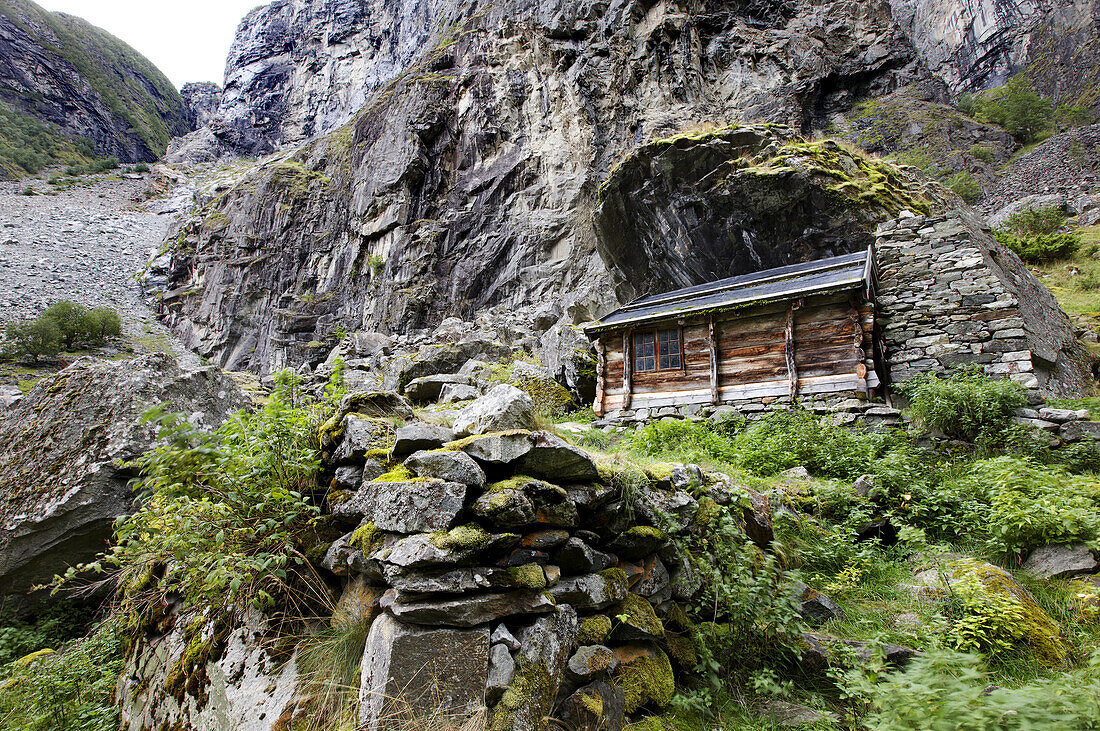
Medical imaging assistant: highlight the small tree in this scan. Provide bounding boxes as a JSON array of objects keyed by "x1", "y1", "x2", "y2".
[
  {"x1": 82, "y1": 307, "x2": 122, "y2": 344},
  {"x1": 41, "y1": 300, "x2": 89, "y2": 349},
  {"x1": 4, "y1": 318, "x2": 62, "y2": 362},
  {"x1": 982, "y1": 76, "x2": 1052, "y2": 143}
]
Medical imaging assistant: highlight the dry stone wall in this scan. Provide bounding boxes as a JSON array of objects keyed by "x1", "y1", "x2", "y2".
[{"x1": 875, "y1": 210, "x2": 1093, "y2": 397}]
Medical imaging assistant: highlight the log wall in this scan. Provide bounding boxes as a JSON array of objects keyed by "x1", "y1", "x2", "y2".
[{"x1": 594, "y1": 291, "x2": 880, "y2": 415}]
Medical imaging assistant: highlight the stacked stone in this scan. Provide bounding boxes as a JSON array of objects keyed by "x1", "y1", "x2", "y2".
[
  {"x1": 876, "y1": 210, "x2": 1090, "y2": 396},
  {"x1": 598, "y1": 396, "x2": 902, "y2": 430},
  {"x1": 320, "y1": 384, "x2": 705, "y2": 731}
]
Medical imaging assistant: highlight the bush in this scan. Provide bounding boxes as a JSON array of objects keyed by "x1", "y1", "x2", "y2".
[
  {"x1": 995, "y1": 230, "x2": 1080, "y2": 263},
  {"x1": 945, "y1": 170, "x2": 980, "y2": 203},
  {"x1": 3, "y1": 317, "x2": 61, "y2": 361},
  {"x1": 898, "y1": 367, "x2": 1026, "y2": 442},
  {"x1": 0, "y1": 620, "x2": 122, "y2": 731},
  {"x1": 624, "y1": 419, "x2": 740, "y2": 464},
  {"x1": 3, "y1": 301, "x2": 123, "y2": 360},
  {"x1": 962, "y1": 76, "x2": 1053, "y2": 143},
  {"x1": 132, "y1": 162, "x2": 150, "y2": 173},
  {"x1": 1000, "y1": 205, "x2": 1069, "y2": 237},
  {"x1": 0, "y1": 600, "x2": 93, "y2": 666},
  {"x1": 855, "y1": 649, "x2": 1100, "y2": 729},
  {"x1": 65, "y1": 373, "x2": 325, "y2": 620},
  {"x1": 968, "y1": 144, "x2": 995, "y2": 163},
  {"x1": 731, "y1": 409, "x2": 882, "y2": 480}
]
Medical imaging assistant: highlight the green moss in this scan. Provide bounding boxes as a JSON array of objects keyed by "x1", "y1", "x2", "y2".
[
  {"x1": 644, "y1": 463, "x2": 677, "y2": 483},
  {"x1": 616, "y1": 647, "x2": 675, "y2": 713},
  {"x1": 349, "y1": 522, "x2": 383, "y2": 554},
  {"x1": 577, "y1": 615, "x2": 613, "y2": 645},
  {"x1": 510, "y1": 371, "x2": 575, "y2": 415},
  {"x1": 490, "y1": 659, "x2": 554, "y2": 731},
  {"x1": 485, "y1": 475, "x2": 538, "y2": 493},
  {"x1": 615, "y1": 594, "x2": 665, "y2": 639},
  {"x1": 444, "y1": 429, "x2": 532, "y2": 451},
  {"x1": 430, "y1": 524, "x2": 490, "y2": 552},
  {"x1": 507, "y1": 564, "x2": 548, "y2": 590},
  {"x1": 373, "y1": 465, "x2": 415, "y2": 482}
]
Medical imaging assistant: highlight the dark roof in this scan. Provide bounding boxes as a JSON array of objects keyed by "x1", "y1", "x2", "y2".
[{"x1": 588, "y1": 248, "x2": 874, "y2": 332}]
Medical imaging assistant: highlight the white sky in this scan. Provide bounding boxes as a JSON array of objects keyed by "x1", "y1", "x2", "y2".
[{"x1": 37, "y1": 0, "x2": 266, "y2": 88}]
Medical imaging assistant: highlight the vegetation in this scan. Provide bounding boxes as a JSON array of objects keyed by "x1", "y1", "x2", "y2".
[
  {"x1": 0, "y1": 100, "x2": 96, "y2": 178},
  {"x1": 0, "y1": 0, "x2": 189, "y2": 157},
  {"x1": 994, "y1": 205, "x2": 1081, "y2": 264},
  {"x1": 958, "y1": 75, "x2": 1091, "y2": 144},
  {"x1": 2, "y1": 300, "x2": 121, "y2": 361}
]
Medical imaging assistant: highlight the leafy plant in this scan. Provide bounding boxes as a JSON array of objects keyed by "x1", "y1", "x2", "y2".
[
  {"x1": 731, "y1": 409, "x2": 882, "y2": 480},
  {"x1": 0, "y1": 620, "x2": 123, "y2": 731},
  {"x1": 960, "y1": 76, "x2": 1053, "y2": 143},
  {"x1": 61, "y1": 372, "x2": 327, "y2": 623},
  {"x1": 898, "y1": 367, "x2": 1025, "y2": 442},
  {"x1": 945, "y1": 170, "x2": 980, "y2": 203}
]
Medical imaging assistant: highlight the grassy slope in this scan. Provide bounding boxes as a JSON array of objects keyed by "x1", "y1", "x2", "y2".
[
  {"x1": 0, "y1": 0, "x2": 189, "y2": 166},
  {"x1": 0, "y1": 99, "x2": 95, "y2": 177}
]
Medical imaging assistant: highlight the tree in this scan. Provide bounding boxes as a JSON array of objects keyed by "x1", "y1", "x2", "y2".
[
  {"x1": 82, "y1": 307, "x2": 122, "y2": 344},
  {"x1": 4, "y1": 318, "x2": 62, "y2": 362},
  {"x1": 981, "y1": 76, "x2": 1052, "y2": 144},
  {"x1": 40, "y1": 300, "x2": 89, "y2": 349}
]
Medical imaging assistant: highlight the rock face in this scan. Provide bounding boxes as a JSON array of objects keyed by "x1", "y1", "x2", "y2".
[
  {"x1": 156, "y1": 0, "x2": 932, "y2": 374},
  {"x1": 0, "y1": 354, "x2": 248, "y2": 610},
  {"x1": 0, "y1": 0, "x2": 191, "y2": 166},
  {"x1": 180, "y1": 82, "x2": 223, "y2": 129}
]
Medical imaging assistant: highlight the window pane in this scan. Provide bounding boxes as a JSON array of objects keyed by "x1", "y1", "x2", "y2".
[
  {"x1": 633, "y1": 332, "x2": 656, "y2": 372},
  {"x1": 658, "y1": 329, "x2": 681, "y2": 369}
]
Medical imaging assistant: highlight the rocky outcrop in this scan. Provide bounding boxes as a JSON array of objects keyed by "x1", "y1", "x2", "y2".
[
  {"x1": 0, "y1": 354, "x2": 247, "y2": 611},
  {"x1": 0, "y1": 0, "x2": 191, "y2": 162},
  {"x1": 155, "y1": 0, "x2": 928, "y2": 373},
  {"x1": 180, "y1": 82, "x2": 223, "y2": 129}
]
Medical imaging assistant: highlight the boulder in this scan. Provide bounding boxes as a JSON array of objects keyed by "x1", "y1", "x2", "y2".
[
  {"x1": 473, "y1": 488, "x2": 538, "y2": 528},
  {"x1": 452, "y1": 385, "x2": 536, "y2": 437},
  {"x1": 609, "y1": 526, "x2": 669, "y2": 560},
  {"x1": 491, "y1": 624, "x2": 521, "y2": 651},
  {"x1": 793, "y1": 582, "x2": 844, "y2": 626},
  {"x1": 334, "y1": 479, "x2": 466, "y2": 533},
  {"x1": 454, "y1": 431, "x2": 535, "y2": 465},
  {"x1": 1022, "y1": 543, "x2": 1099, "y2": 580},
  {"x1": 385, "y1": 564, "x2": 547, "y2": 594},
  {"x1": 381, "y1": 588, "x2": 556, "y2": 627},
  {"x1": 321, "y1": 532, "x2": 384, "y2": 580},
  {"x1": 549, "y1": 569, "x2": 629, "y2": 611},
  {"x1": 0, "y1": 354, "x2": 248, "y2": 610},
  {"x1": 559, "y1": 681, "x2": 625, "y2": 731},
  {"x1": 490, "y1": 607, "x2": 578, "y2": 731},
  {"x1": 1059, "y1": 420, "x2": 1100, "y2": 442},
  {"x1": 331, "y1": 465, "x2": 363, "y2": 491},
  {"x1": 333, "y1": 415, "x2": 395, "y2": 462},
  {"x1": 440, "y1": 383, "x2": 482, "y2": 403},
  {"x1": 332, "y1": 575, "x2": 384, "y2": 629},
  {"x1": 404, "y1": 450, "x2": 486, "y2": 488},
  {"x1": 359, "y1": 614, "x2": 489, "y2": 731},
  {"x1": 800, "y1": 633, "x2": 918, "y2": 672},
  {"x1": 350, "y1": 331, "x2": 393, "y2": 358},
  {"x1": 391, "y1": 423, "x2": 456, "y2": 457},
  {"x1": 757, "y1": 700, "x2": 840, "y2": 727},
  {"x1": 508, "y1": 361, "x2": 577, "y2": 414},
  {"x1": 404, "y1": 374, "x2": 476, "y2": 402},
  {"x1": 521, "y1": 529, "x2": 571, "y2": 550},
  {"x1": 555, "y1": 537, "x2": 618, "y2": 575},
  {"x1": 609, "y1": 594, "x2": 665, "y2": 643},
  {"x1": 631, "y1": 557, "x2": 672, "y2": 603},
  {"x1": 518, "y1": 431, "x2": 600, "y2": 482},
  {"x1": 740, "y1": 486, "x2": 774, "y2": 548},
  {"x1": 398, "y1": 338, "x2": 515, "y2": 389}
]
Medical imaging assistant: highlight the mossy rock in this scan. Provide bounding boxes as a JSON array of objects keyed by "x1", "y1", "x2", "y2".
[
  {"x1": 349, "y1": 522, "x2": 383, "y2": 554},
  {"x1": 613, "y1": 594, "x2": 665, "y2": 641},
  {"x1": 577, "y1": 615, "x2": 613, "y2": 645},
  {"x1": 373, "y1": 464, "x2": 416, "y2": 482},
  {"x1": 489, "y1": 658, "x2": 555, "y2": 731},
  {"x1": 430, "y1": 523, "x2": 491, "y2": 552},
  {"x1": 609, "y1": 526, "x2": 669, "y2": 560},
  {"x1": 613, "y1": 644, "x2": 675, "y2": 714},
  {"x1": 507, "y1": 563, "x2": 548, "y2": 590}
]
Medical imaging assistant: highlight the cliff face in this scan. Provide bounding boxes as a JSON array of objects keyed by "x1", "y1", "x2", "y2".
[
  {"x1": 180, "y1": 82, "x2": 223, "y2": 130},
  {"x1": 159, "y1": 0, "x2": 927, "y2": 373},
  {"x1": 0, "y1": 0, "x2": 191, "y2": 162}
]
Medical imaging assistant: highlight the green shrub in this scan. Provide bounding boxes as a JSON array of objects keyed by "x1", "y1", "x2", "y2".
[
  {"x1": 968, "y1": 144, "x2": 995, "y2": 163},
  {"x1": 731, "y1": 409, "x2": 881, "y2": 480},
  {"x1": 3, "y1": 316, "x2": 61, "y2": 361},
  {"x1": 962, "y1": 76, "x2": 1053, "y2": 143},
  {"x1": 898, "y1": 367, "x2": 1026, "y2": 442},
  {"x1": 0, "y1": 600, "x2": 93, "y2": 665},
  {"x1": 854, "y1": 649, "x2": 1100, "y2": 729},
  {"x1": 64, "y1": 372, "x2": 325, "y2": 619},
  {"x1": 945, "y1": 170, "x2": 980, "y2": 203},
  {"x1": 624, "y1": 419, "x2": 740, "y2": 465},
  {"x1": 132, "y1": 162, "x2": 150, "y2": 173},
  {"x1": 995, "y1": 230, "x2": 1080, "y2": 263},
  {"x1": 1000, "y1": 205, "x2": 1070, "y2": 237},
  {"x1": 0, "y1": 620, "x2": 122, "y2": 731}
]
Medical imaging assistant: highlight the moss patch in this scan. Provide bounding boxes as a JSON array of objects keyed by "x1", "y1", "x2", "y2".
[
  {"x1": 430, "y1": 524, "x2": 490, "y2": 552},
  {"x1": 578, "y1": 615, "x2": 613, "y2": 645},
  {"x1": 507, "y1": 564, "x2": 548, "y2": 590},
  {"x1": 615, "y1": 594, "x2": 665, "y2": 639},
  {"x1": 349, "y1": 522, "x2": 383, "y2": 554},
  {"x1": 616, "y1": 646, "x2": 675, "y2": 713}
]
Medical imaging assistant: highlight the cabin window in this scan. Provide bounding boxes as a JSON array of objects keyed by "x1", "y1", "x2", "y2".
[{"x1": 633, "y1": 328, "x2": 682, "y2": 373}]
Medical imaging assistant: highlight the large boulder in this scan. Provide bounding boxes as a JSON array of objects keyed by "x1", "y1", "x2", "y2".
[
  {"x1": 391, "y1": 423, "x2": 455, "y2": 457},
  {"x1": 518, "y1": 431, "x2": 600, "y2": 482},
  {"x1": 0, "y1": 354, "x2": 247, "y2": 610},
  {"x1": 359, "y1": 614, "x2": 490, "y2": 731},
  {"x1": 1022, "y1": 543, "x2": 1099, "y2": 580},
  {"x1": 404, "y1": 450, "x2": 486, "y2": 488},
  {"x1": 453, "y1": 385, "x2": 536, "y2": 437},
  {"x1": 333, "y1": 479, "x2": 467, "y2": 533},
  {"x1": 491, "y1": 607, "x2": 578, "y2": 731}
]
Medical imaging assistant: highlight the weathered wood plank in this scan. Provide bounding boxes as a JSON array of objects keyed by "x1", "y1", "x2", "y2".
[
  {"x1": 623, "y1": 331, "x2": 632, "y2": 411},
  {"x1": 594, "y1": 338, "x2": 606, "y2": 416},
  {"x1": 709, "y1": 317, "x2": 719, "y2": 405},
  {"x1": 785, "y1": 301, "x2": 799, "y2": 400}
]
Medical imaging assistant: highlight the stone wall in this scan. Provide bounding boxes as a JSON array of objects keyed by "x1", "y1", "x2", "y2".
[{"x1": 876, "y1": 210, "x2": 1093, "y2": 397}]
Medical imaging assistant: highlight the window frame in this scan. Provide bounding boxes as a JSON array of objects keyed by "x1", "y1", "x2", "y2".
[{"x1": 631, "y1": 325, "x2": 685, "y2": 374}]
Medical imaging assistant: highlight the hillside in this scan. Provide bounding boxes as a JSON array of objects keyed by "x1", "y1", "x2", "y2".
[{"x1": 0, "y1": 0, "x2": 191, "y2": 177}]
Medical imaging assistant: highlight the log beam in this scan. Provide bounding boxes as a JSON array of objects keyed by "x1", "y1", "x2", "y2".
[
  {"x1": 623, "y1": 331, "x2": 633, "y2": 411},
  {"x1": 785, "y1": 300, "x2": 802, "y2": 401},
  {"x1": 593, "y1": 338, "x2": 606, "y2": 416},
  {"x1": 708, "y1": 317, "x2": 720, "y2": 405}
]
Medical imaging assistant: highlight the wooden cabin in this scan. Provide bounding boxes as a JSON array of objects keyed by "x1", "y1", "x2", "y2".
[{"x1": 585, "y1": 249, "x2": 884, "y2": 416}]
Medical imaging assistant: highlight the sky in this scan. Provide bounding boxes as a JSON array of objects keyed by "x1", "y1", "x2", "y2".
[{"x1": 38, "y1": 0, "x2": 265, "y2": 88}]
